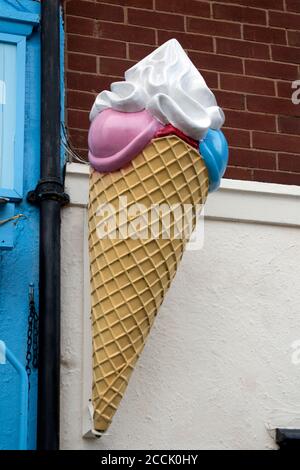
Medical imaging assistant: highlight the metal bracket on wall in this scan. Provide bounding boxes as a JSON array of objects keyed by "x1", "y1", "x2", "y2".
[
  {"x1": 27, "y1": 177, "x2": 69, "y2": 206},
  {"x1": 276, "y1": 428, "x2": 300, "y2": 450}
]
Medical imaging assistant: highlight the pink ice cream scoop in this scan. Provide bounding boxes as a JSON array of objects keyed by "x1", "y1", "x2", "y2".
[{"x1": 88, "y1": 108, "x2": 163, "y2": 172}]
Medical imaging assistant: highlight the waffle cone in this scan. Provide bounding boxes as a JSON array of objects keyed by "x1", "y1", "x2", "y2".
[{"x1": 88, "y1": 136, "x2": 209, "y2": 432}]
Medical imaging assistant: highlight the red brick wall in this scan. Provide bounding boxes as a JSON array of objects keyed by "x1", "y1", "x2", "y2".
[{"x1": 63, "y1": 0, "x2": 300, "y2": 185}]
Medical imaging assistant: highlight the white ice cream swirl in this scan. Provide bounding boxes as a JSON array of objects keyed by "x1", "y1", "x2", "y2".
[{"x1": 90, "y1": 39, "x2": 225, "y2": 141}]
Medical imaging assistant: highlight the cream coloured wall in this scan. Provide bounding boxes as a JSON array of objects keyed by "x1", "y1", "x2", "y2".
[{"x1": 61, "y1": 163, "x2": 300, "y2": 450}]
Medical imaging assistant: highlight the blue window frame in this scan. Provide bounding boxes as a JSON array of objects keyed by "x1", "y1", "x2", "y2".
[{"x1": 0, "y1": 32, "x2": 26, "y2": 201}]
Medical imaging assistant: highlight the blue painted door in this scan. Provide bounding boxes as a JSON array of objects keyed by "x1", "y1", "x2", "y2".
[{"x1": 0, "y1": 1, "x2": 40, "y2": 450}]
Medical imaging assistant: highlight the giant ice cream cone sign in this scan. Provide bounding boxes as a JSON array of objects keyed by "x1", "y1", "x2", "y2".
[{"x1": 88, "y1": 39, "x2": 228, "y2": 432}]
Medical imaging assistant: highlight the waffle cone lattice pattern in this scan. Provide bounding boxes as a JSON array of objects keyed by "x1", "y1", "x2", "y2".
[{"x1": 88, "y1": 136, "x2": 209, "y2": 431}]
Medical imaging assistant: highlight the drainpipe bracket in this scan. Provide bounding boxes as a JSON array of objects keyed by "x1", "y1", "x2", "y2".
[{"x1": 27, "y1": 178, "x2": 70, "y2": 206}]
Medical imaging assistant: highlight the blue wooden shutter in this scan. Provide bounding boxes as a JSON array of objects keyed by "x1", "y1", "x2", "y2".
[
  {"x1": 0, "y1": 2, "x2": 39, "y2": 249},
  {"x1": 0, "y1": 34, "x2": 25, "y2": 201}
]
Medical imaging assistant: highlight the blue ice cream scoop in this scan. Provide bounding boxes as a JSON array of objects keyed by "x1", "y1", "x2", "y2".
[{"x1": 199, "y1": 129, "x2": 229, "y2": 192}]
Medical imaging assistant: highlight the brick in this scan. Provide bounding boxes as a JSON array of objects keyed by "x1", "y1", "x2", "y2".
[
  {"x1": 272, "y1": 45, "x2": 300, "y2": 64},
  {"x1": 220, "y1": 74, "x2": 275, "y2": 96},
  {"x1": 225, "y1": 110, "x2": 276, "y2": 132},
  {"x1": 79, "y1": 148, "x2": 89, "y2": 159},
  {"x1": 222, "y1": 128, "x2": 251, "y2": 148},
  {"x1": 213, "y1": 89, "x2": 245, "y2": 110},
  {"x1": 156, "y1": 0, "x2": 210, "y2": 17},
  {"x1": 67, "y1": 90, "x2": 95, "y2": 110},
  {"x1": 66, "y1": 15, "x2": 96, "y2": 36},
  {"x1": 216, "y1": 0, "x2": 284, "y2": 9},
  {"x1": 277, "y1": 81, "x2": 294, "y2": 98},
  {"x1": 68, "y1": 35, "x2": 126, "y2": 57},
  {"x1": 157, "y1": 30, "x2": 213, "y2": 53},
  {"x1": 201, "y1": 70, "x2": 219, "y2": 89},
  {"x1": 253, "y1": 131, "x2": 300, "y2": 153},
  {"x1": 186, "y1": 17, "x2": 241, "y2": 39},
  {"x1": 286, "y1": 0, "x2": 300, "y2": 12},
  {"x1": 189, "y1": 51, "x2": 243, "y2": 74},
  {"x1": 128, "y1": 8, "x2": 184, "y2": 32},
  {"x1": 247, "y1": 95, "x2": 300, "y2": 117},
  {"x1": 64, "y1": 0, "x2": 300, "y2": 186},
  {"x1": 224, "y1": 166, "x2": 253, "y2": 180},
  {"x1": 278, "y1": 116, "x2": 300, "y2": 135},
  {"x1": 100, "y1": 57, "x2": 135, "y2": 76},
  {"x1": 229, "y1": 147, "x2": 276, "y2": 169},
  {"x1": 269, "y1": 11, "x2": 300, "y2": 29},
  {"x1": 128, "y1": 43, "x2": 156, "y2": 61},
  {"x1": 213, "y1": 4, "x2": 266, "y2": 25},
  {"x1": 67, "y1": 71, "x2": 121, "y2": 93},
  {"x1": 66, "y1": 1, "x2": 124, "y2": 22},
  {"x1": 217, "y1": 38, "x2": 269, "y2": 59},
  {"x1": 67, "y1": 128, "x2": 89, "y2": 150},
  {"x1": 278, "y1": 153, "x2": 300, "y2": 172},
  {"x1": 95, "y1": 0, "x2": 153, "y2": 7},
  {"x1": 288, "y1": 31, "x2": 300, "y2": 46},
  {"x1": 244, "y1": 25, "x2": 286, "y2": 45},
  {"x1": 98, "y1": 21, "x2": 156, "y2": 44},
  {"x1": 67, "y1": 109, "x2": 90, "y2": 130},
  {"x1": 82, "y1": 148, "x2": 89, "y2": 158},
  {"x1": 245, "y1": 59, "x2": 298, "y2": 80},
  {"x1": 68, "y1": 53, "x2": 97, "y2": 73},
  {"x1": 253, "y1": 169, "x2": 300, "y2": 185}
]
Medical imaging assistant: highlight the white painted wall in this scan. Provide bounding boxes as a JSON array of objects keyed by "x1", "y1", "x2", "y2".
[{"x1": 61, "y1": 163, "x2": 300, "y2": 450}]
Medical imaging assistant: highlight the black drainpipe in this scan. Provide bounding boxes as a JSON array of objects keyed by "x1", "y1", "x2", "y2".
[{"x1": 28, "y1": 0, "x2": 69, "y2": 450}]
